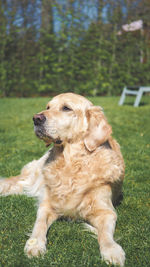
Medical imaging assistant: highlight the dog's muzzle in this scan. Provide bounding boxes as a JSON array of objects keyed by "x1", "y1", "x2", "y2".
[
  {"x1": 33, "y1": 114, "x2": 62, "y2": 146},
  {"x1": 33, "y1": 113, "x2": 47, "y2": 139}
]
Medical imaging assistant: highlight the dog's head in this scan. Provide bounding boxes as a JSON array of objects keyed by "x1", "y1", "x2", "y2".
[{"x1": 33, "y1": 93, "x2": 112, "y2": 151}]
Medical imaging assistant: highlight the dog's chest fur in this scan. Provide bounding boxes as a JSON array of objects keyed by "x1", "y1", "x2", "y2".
[
  {"x1": 41, "y1": 145, "x2": 124, "y2": 217},
  {"x1": 43, "y1": 151, "x2": 90, "y2": 215}
]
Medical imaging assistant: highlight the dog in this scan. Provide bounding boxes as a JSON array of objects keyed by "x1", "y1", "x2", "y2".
[{"x1": 0, "y1": 93, "x2": 125, "y2": 266}]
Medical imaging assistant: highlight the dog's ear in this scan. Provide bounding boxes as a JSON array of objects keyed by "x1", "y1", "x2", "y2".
[{"x1": 84, "y1": 106, "x2": 112, "y2": 152}]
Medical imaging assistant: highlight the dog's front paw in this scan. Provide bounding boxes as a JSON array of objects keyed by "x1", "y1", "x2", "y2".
[
  {"x1": 101, "y1": 242, "x2": 125, "y2": 266},
  {"x1": 24, "y1": 238, "x2": 46, "y2": 258}
]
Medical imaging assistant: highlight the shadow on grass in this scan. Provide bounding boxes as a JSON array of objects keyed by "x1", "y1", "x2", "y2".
[
  {"x1": 113, "y1": 192, "x2": 124, "y2": 207},
  {"x1": 123, "y1": 101, "x2": 147, "y2": 106}
]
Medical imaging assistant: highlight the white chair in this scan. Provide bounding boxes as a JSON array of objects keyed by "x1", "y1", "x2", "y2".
[{"x1": 119, "y1": 86, "x2": 150, "y2": 107}]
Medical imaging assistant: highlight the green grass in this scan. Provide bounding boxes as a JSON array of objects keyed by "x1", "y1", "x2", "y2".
[{"x1": 0, "y1": 96, "x2": 150, "y2": 267}]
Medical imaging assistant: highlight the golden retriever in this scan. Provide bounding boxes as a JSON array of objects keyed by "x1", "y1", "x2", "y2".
[{"x1": 0, "y1": 93, "x2": 125, "y2": 266}]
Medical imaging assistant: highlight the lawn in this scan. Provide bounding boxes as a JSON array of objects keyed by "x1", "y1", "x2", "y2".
[{"x1": 0, "y1": 95, "x2": 150, "y2": 267}]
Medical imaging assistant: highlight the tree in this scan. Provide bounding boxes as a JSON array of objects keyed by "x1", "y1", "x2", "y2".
[
  {"x1": 0, "y1": 0, "x2": 150, "y2": 97},
  {"x1": 0, "y1": 1, "x2": 7, "y2": 96}
]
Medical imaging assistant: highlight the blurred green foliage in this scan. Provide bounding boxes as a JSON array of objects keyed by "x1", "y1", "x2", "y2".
[{"x1": 0, "y1": 0, "x2": 150, "y2": 97}]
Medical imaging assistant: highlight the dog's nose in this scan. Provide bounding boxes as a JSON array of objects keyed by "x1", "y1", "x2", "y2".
[{"x1": 33, "y1": 114, "x2": 46, "y2": 126}]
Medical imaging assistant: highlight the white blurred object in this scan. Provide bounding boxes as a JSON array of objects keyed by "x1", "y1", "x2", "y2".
[
  {"x1": 117, "y1": 20, "x2": 143, "y2": 35},
  {"x1": 122, "y1": 20, "x2": 143, "y2": 32}
]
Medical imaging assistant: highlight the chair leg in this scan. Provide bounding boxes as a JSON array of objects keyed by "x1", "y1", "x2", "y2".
[
  {"x1": 119, "y1": 88, "x2": 127, "y2": 106},
  {"x1": 134, "y1": 89, "x2": 143, "y2": 107}
]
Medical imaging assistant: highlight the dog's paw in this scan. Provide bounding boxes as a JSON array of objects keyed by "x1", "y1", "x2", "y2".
[
  {"x1": 24, "y1": 238, "x2": 46, "y2": 258},
  {"x1": 101, "y1": 242, "x2": 125, "y2": 266}
]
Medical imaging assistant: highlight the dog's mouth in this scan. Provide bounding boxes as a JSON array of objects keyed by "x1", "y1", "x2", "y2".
[
  {"x1": 34, "y1": 125, "x2": 62, "y2": 147},
  {"x1": 34, "y1": 125, "x2": 52, "y2": 145},
  {"x1": 33, "y1": 114, "x2": 63, "y2": 147}
]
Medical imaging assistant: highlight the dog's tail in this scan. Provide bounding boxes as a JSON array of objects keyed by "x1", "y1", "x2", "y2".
[{"x1": 0, "y1": 176, "x2": 23, "y2": 196}]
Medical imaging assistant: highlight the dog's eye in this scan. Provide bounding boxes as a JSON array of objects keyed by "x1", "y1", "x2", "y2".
[
  {"x1": 62, "y1": 106, "x2": 72, "y2": 112},
  {"x1": 46, "y1": 106, "x2": 50, "y2": 110}
]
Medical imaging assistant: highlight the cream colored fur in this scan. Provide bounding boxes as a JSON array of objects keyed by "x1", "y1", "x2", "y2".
[{"x1": 0, "y1": 93, "x2": 125, "y2": 266}]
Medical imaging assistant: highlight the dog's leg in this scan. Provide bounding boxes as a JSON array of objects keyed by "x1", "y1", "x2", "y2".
[
  {"x1": 24, "y1": 198, "x2": 58, "y2": 257},
  {"x1": 88, "y1": 209, "x2": 125, "y2": 267},
  {"x1": 0, "y1": 154, "x2": 49, "y2": 196},
  {"x1": 0, "y1": 175, "x2": 23, "y2": 196}
]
